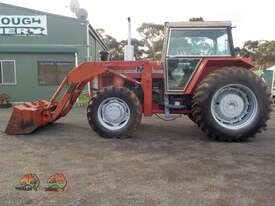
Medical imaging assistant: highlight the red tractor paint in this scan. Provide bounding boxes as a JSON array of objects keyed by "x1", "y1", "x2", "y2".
[{"x1": 185, "y1": 58, "x2": 254, "y2": 94}]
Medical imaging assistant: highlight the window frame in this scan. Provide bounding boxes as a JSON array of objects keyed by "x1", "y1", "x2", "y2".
[
  {"x1": 165, "y1": 57, "x2": 202, "y2": 93},
  {"x1": 166, "y1": 27, "x2": 234, "y2": 58},
  {"x1": 0, "y1": 60, "x2": 17, "y2": 85},
  {"x1": 37, "y1": 61, "x2": 73, "y2": 86}
]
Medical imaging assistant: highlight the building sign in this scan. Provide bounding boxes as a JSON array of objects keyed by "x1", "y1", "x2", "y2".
[{"x1": 0, "y1": 15, "x2": 47, "y2": 36}]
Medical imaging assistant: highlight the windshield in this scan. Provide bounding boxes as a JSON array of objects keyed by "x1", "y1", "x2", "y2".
[{"x1": 167, "y1": 28, "x2": 231, "y2": 56}]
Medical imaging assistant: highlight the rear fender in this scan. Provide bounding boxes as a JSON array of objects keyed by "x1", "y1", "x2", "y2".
[{"x1": 185, "y1": 58, "x2": 254, "y2": 94}]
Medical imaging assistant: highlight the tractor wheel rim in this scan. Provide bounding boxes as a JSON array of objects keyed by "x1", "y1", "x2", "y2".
[
  {"x1": 98, "y1": 97, "x2": 130, "y2": 131},
  {"x1": 211, "y1": 84, "x2": 258, "y2": 130}
]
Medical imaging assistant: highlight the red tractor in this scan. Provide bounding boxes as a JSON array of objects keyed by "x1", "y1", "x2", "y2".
[{"x1": 6, "y1": 21, "x2": 272, "y2": 141}]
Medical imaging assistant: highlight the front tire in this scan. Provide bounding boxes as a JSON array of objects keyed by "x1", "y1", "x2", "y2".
[
  {"x1": 192, "y1": 67, "x2": 272, "y2": 141},
  {"x1": 87, "y1": 86, "x2": 142, "y2": 138}
]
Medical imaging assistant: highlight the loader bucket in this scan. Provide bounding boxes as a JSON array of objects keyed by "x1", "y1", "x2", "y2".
[{"x1": 5, "y1": 101, "x2": 53, "y2": 135}]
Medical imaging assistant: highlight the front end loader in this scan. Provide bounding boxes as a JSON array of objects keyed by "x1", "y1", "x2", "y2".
[{"x1": 6, "y1": 21, "x2": 272, "y2": 141}]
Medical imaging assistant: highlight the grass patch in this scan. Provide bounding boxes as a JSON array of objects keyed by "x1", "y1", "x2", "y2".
[{"x1": 76, "y1": 92, "x2": 90, "y2": 108}]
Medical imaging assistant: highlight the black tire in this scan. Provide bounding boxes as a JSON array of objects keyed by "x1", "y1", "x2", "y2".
[
  {"x1": 87, "y1": 86, "x2": 142, "y2": 138},
  {"x1": 187, "y1": 114, "x2": 196, "y2": 124},
  {"x1": 192, "y1": 67, "x2": 272, "y2": 141}
]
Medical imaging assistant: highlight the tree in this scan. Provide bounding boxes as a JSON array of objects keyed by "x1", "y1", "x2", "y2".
[
  {"x1": 96, "y1": 29, "x2": 124, "y2": 60},
  {"x1": 236, "y1": 40, "x2": 259, "y2": 61},
  {"x1": 120, "y1": 38, "x2": 146, "y2": 60},
  {"x1": 97, "y1": 29, "x2": 146, "y2": 60},
  {"x1": 137, "y1": 23, "x2": 164, "y2": 60},
  {"x1": 244, "y1": 40, "x2": 259, "y2": 52},
  {"x1": 255, "y1": 41, "x2": 275, "y2": 69},
  {"x1": 235, "y1": 40, "x2": 275, "y2": 70}
]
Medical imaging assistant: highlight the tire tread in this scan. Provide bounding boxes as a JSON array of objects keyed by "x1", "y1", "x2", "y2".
[
  {"x1": 87, "y1": 86, "x2": 142, "y2": 138},
  {"x1": 192, "y1": 67, "x2": 273, "y2": 141}
]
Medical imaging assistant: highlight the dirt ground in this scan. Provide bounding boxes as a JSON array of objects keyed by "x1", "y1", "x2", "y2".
[{"x1": 0, "y1": 107, "x2": 274, "y2": 206}]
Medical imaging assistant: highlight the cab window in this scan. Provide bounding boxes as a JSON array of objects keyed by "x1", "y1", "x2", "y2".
[{"x1": 167, "y1": 28, "x2": 231, "y2": 56}]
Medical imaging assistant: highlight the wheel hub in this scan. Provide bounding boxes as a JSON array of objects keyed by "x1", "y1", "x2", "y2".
[
  {"x1": 103, "y1": 101, "x2": 126, "y2": 124},
  {"x1": 211, "y1": 84, "x2": 258, "y2": 130},
  {"x1": 98, "y1": 97, "x2": 130, "y2": 131},
  {"x1": 220, "y1": 94, "x2": 244, "y2": 118}
]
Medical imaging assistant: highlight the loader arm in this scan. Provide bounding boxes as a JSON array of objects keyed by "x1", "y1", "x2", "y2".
[{"x1": 5, "y1": 61, "x2": 144, "y2": 135}]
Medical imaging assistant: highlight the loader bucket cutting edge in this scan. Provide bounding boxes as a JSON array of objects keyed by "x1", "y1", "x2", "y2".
[{"x1": 5, "y1": 101, "x2": 53, "y2": 135}]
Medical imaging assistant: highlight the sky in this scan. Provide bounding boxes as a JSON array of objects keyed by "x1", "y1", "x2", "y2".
[{"x1": 0, "y1": 0, "x2": 275, "y2": 47}]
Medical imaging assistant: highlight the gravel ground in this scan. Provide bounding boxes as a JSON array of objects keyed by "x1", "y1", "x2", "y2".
[{"x1": 0, "y1": 107, "x2": 274, "y2": 206}]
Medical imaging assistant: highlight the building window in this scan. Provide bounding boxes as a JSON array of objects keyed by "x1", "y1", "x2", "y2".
[
  {"x1": 38, "y1": 61, "x2": 73, "y2": 85},
  {"x1": 0, "y1": 60, "x2": 16, "y2": 85}
]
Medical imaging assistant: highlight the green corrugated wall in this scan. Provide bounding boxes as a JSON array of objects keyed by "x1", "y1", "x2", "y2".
[{"x1": 0, "y1": 3, "x2": 106, "y2": 102}]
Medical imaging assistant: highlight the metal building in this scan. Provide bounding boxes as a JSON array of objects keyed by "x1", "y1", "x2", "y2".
[{"x1": 0, "y1": 3, "x2": 107, "y2": 102}]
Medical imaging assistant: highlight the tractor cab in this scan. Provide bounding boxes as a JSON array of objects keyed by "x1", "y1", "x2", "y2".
[{"x1": 162, "y1": 21, "x2": 234, "y2": 94}]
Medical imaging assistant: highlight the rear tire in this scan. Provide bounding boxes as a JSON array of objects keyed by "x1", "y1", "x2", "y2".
[
  {"x1": 187, "y1": 114, "x2": 197, "y2": 124},
  {"x1": 87, "y1": 86, "x2": 142, "y2": 138},
  {"x1": 192, "y1": 67, "x2": 272, "y2": 141}
]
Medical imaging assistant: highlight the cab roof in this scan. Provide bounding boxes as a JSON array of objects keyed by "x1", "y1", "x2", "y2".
[{"x1": 165, "y1": 21, "x2": 232, "y2": 28}]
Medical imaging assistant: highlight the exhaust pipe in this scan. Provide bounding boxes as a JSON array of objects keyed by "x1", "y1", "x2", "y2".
[{"x1": 124, "y1": 17, "x2": 134, "y2": 61}]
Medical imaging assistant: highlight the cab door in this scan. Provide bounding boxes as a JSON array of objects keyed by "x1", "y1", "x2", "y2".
[{"x1": 165, "y1": 58, "x2": 201, "y2": 93}]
